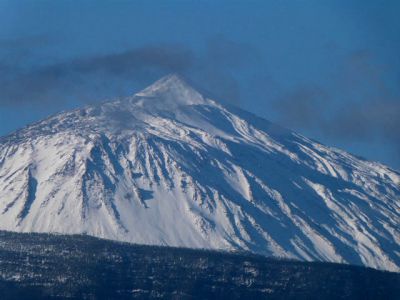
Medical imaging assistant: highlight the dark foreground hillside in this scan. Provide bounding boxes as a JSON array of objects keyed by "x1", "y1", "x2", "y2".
[{"x1": 0, "y1": 231, "x2": 399, "y2": 299}]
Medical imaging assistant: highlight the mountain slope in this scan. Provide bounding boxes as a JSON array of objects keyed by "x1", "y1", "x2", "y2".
[{"x1": 0, "y1": 74, "x2": 399, "y2": 271}]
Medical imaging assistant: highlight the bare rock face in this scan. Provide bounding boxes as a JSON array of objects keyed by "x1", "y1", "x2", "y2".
[{"x1": 0, "y1": 74, "x2": 399, "y2": 271}]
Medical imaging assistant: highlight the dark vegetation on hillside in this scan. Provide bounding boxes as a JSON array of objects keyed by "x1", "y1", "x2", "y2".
[{"x1": 0, "y1": 231, "x2": 399, "y2": 299}]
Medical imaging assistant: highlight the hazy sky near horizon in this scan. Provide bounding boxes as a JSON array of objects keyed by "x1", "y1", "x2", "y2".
[{"x1": 0, "y1": 0, "x2": 399, "y2": 169}]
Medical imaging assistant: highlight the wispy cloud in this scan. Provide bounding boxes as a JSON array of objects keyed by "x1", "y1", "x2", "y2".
[
  {"x1": 273, "y1": 50, "x2": 400, "y2": 163},
  {"x1": 0, "y1": 44, "x2": 194, "y2": 106},
  {"x1": 0, "y1": 36, "x2": 398, "y2": 166},
  {"x1": 0, "y1": 36, "x2": 258, "y2": 107}
]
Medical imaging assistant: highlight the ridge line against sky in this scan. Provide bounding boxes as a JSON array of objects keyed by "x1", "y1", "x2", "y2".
[{"x1": 0, "y1": 0, "x2": 399, "y2": 169}]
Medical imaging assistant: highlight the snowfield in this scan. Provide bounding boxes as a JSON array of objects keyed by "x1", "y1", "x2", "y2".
[{"x1": 0, "y1": 74, "x2": 399, "y2": 271}]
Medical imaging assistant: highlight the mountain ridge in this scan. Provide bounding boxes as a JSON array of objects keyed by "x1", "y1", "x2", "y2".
[{"x1": 0, "y1": 75, "x2": 399, "y2": 271}]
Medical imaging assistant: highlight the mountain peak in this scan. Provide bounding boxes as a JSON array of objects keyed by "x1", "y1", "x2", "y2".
[
  {"x1": 1, "y1": 74, "x2": 399, "y2": 272},
  {"x1": 155, "y1": 73, "x2": 187, "y2": 85},
  {"x1": 136, "y1": 74, "x2": 206, "y2": 106}
]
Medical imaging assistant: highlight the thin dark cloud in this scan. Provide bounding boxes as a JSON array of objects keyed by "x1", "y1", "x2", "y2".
[
  {"x1": 1, "y1": 35, "x2": 398, "y2": 166},
  {"x1": 273, "y1": 85, "x2": 330, "y2": 129},
  {"x1": 0, "y1": 37, "x2": 257, "y2": 107},
  {"x1": 71, "y1": 46, "x2": 194, "y2": 75},
  {"x1": 273, "y1": 49, "x2": 400, "y2": 164},
  {"x1": 188, "y1": 36, "x2": 260, "y2": 105},
  {"x1": 0, "y1": 44, "x2": 194, "y2": 106}
]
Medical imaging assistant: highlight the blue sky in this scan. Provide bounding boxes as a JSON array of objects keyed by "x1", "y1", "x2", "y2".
[{"x1": 0, "y1": 0, "x2": 399, "y2": 169}]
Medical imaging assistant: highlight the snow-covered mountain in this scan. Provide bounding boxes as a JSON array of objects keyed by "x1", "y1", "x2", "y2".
[{"x1": 0, "y1": 75, "x2": 399, "y2": 271}]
